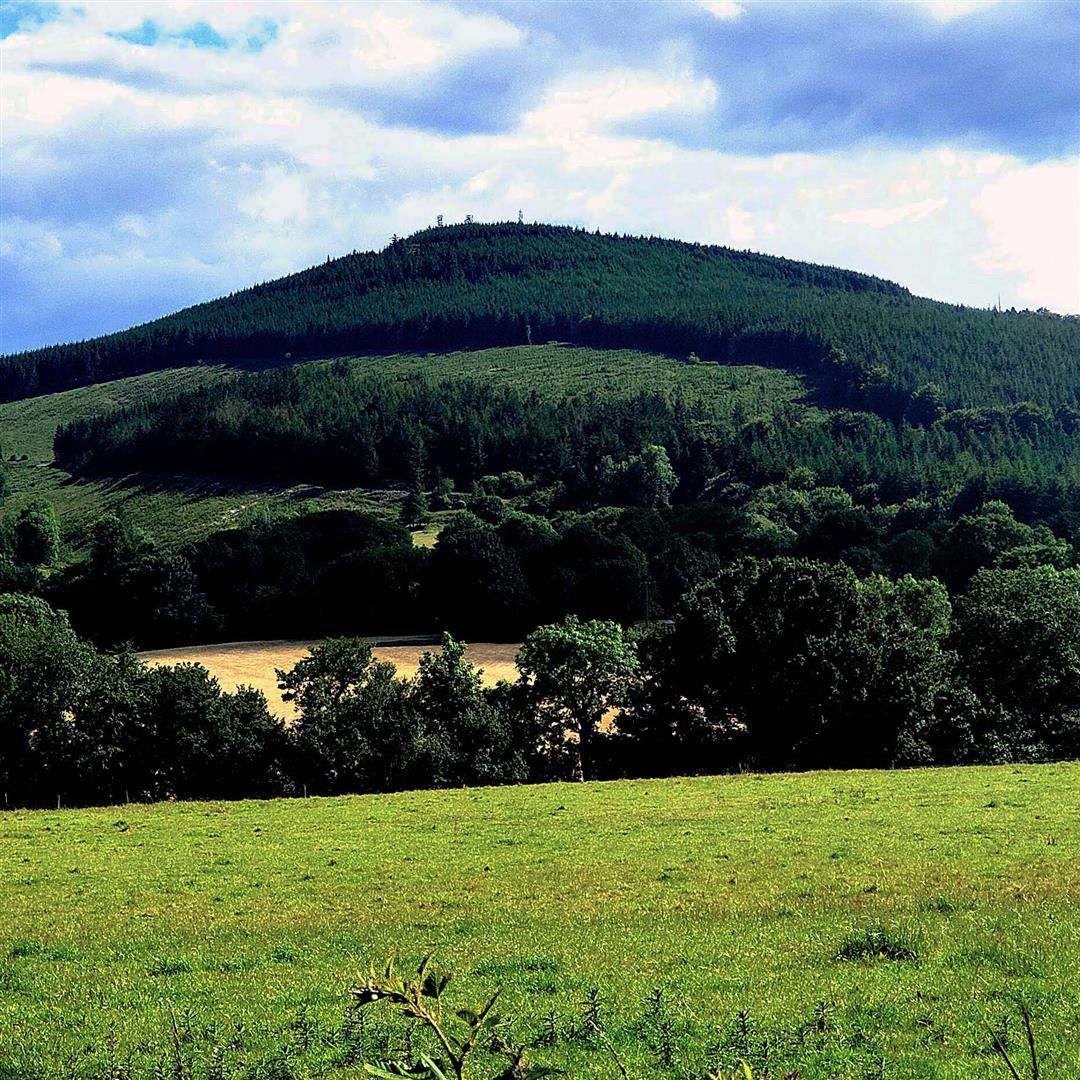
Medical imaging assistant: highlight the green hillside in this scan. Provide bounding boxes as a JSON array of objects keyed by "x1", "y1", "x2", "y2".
[
  {"x1": 0, "y1": 365, "x2": 400, "y2": 556},
  {"x1": 5, "y1": 224, "x2": 1077, "y2": 568},
  {"x1": 2, "y1": 764, "x2": 1077, "y2": 1079},
  {"x1": 54, "y1": 344, "x2": 809, "y2": 488},
  {"x1": 48, "y1": 340, "x2": 1080, "y2": 562},
  {"x1": 1, "y1": 346, "x2": 797, "y2": 556},
  {"x1": 4, "y1": 223, "x2": 1078, "y2": 414},
  {"x1": 2, "y1": 231, "x2": 1078, "y2": 756},
  {"x1": 0, "y1": 366, "x2": 235, "y2": 552}
]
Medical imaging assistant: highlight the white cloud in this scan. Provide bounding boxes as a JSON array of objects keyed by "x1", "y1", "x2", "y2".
[
  {"x1": 908, "y1": 0, "x2": 1001, "y2": 22},
  {"x1": 972, "y1": 160, "x2": 1080, "y2": 312},
  {"x1": 2, "y1": 1, "x2": 524, "y2": 97},
  {"x1": 695, "y1": 0, "x2": 745, "y2": 20},
  {"x1": 2, "y1": 0, "x2": 1078, "y2": 351},
  {"x1": 56, "y1": 1, "x2": 274, "y2": 36},
  {"x1": 726, "y1": 206, "x2": 756, "y2": 246},
  {"x1": 522, "y1": 68, "x2": 719, "y2": 137},
  {"x1": 833, "y1": 198, "x2": 947, "y2": 227},
  {"x1": 244, "y1": 169, "x2": 311, "y2": 226}
]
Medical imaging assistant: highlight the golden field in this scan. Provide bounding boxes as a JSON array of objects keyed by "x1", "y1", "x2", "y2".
[{"x1": 137, "y1": 638, "x2": 521, "y2": 719}]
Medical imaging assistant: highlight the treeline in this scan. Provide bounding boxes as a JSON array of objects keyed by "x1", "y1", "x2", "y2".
[
  {"x1": 38, "y1": 493, "x2": 1078, "y2": 650},
  {"x1": 53, "y1": 363, "x2": 1080, "y2": 524},
  {"x1": 5, "y1": 223, "x2": 1078, "y2": 414},
  {"x1": 46, "y1": 510, "x2": 423, "y2": 646},
  {"x1": 3, "y1": 557, "x2": 1077, "y2": 808}
]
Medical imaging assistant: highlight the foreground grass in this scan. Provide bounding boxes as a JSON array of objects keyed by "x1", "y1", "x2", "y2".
[{"x1": 2, "y1": 764, "x2": 1077, "y2": 1078}]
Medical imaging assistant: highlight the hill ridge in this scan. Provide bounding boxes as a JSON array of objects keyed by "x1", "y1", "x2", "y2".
[{"x1": 2, "y1": 221, "x2": 1077, "y2": 415}]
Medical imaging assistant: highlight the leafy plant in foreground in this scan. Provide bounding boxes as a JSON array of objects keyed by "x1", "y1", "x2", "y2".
[
  {"x1": 351, "y1": 955, "x2": 559, "y2": 1080},
  {"x1": 703, "y1": 1067, "x2": 794, "y2": 1080}
]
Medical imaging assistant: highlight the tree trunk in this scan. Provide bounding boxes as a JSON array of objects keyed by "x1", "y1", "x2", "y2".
[{"x1": 576, "y1": 718, "x2": 593, "y2": 782}]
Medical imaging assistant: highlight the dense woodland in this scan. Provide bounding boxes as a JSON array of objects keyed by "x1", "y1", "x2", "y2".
[
  {"x1": 18, "y1": 482, "x2": 1077, "y2": 647},
  {"x1": 53, "y1": 359, "x2": 1080, "y2": 524},
  {"x1": 1, "y1": 223, "x2": 1079, "y2": 806},
  {"x1": 1, "y1": 485, "x2": 1078, "y2": 807}
]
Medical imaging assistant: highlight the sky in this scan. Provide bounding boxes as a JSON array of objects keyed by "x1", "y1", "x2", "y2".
[{"x1": 1, "y1": 0, "x2": 1078, "y2": 353}]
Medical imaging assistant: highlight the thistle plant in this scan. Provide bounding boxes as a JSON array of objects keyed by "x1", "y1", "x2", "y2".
[{"x1": 352, "y1": 955, "x2": 558, "y2": 1080}]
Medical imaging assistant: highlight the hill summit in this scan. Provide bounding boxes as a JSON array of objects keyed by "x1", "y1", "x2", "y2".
[{"x1": 2, "y1": 222, "x2": 1077, "y2": 415}]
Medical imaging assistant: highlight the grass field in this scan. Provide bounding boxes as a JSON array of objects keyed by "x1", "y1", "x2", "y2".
[
  {"x1": 0, "y1": 365, "x2": 406, "y2": 558},
  {"x1": 137, "y1": 640, "x2": 522, "y2": 720},
  {"x1": 0, "y1": 366, "x2": 248, "y2": 553},
  {"x1": 1, "y1": 763, "x2": 1076, "y2": 1079}
]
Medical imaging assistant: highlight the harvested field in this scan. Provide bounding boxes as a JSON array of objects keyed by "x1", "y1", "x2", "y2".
[{"x1": 137, "y1": 638, "x2": 521, "y2": 719}]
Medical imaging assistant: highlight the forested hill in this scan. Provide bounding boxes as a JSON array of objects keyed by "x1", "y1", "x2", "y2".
[{"x1": 3, "y1": 222, "x2": 1078, "y2": 414}]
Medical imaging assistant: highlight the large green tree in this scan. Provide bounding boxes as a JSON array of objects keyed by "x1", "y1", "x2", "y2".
[
  {"x1": 954, "y1": 566, "x2": 1080, "y2": 759},
  {"x1": 516, "y1": 615, "x2": 639, "y2": 781},
  {"x1": 0, "y1": 594, "x2": 96, "y2": 804},
  {"x1": 139, "y1": 664, "x2": 289, "y2": 801},
  {"x1": 13, "y1": 500, "x2": 60, "y2": 567},
  {"x1": 279, "y1": 638, "x2": 413, "y2": 794},
  {"x1": 428, "y1": 514, "x2": 530, "y2": 635},
  {"x1": 837, "y1": 574, "x2": 954, "y2": 765},
  {"x1": 671, "y1": 559, "x2": 954, "y2": 768},
  {"x1": 408, "y1": 633, "x2": 532, "y2": 787}
]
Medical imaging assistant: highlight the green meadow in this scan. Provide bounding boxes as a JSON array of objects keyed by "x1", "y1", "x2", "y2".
[
  {"x1": 0, "y1": 365, "x2": 269, "y2": 555},
  {"x1": 1, "y1": 763, "x2": 1077, "y2": 1079}
]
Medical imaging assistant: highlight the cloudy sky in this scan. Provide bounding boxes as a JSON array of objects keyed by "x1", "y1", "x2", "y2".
[{"x1": 1, "y1": 0, "x2": 1078, "y2": 353}]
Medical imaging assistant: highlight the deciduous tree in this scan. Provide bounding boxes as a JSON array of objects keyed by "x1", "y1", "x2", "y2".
[{"x1": 516, "y1": 615, "x2": 639, "y2": 781}]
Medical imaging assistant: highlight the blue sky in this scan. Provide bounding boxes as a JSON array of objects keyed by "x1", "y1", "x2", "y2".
[{"x1": 1, "y1": 0, "x2": 1077, "y2": 353}]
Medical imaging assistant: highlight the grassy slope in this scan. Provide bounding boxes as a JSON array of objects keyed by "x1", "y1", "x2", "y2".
[
  {"x1": 0, "y1": 366, "x2": 257, "y2": 554},
  {"x1": 322, "y1": 344, "x2": 802, "y2": 410},
  {"x1": 0, "y1": 346, "x2": 801, "y2": 557},
  {"x1": 0, "y1": 364, "x2": 420, "y2": 557},
  {"x1": 1, "y1": 764, "x2": 1076, "y2": 1079}
]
